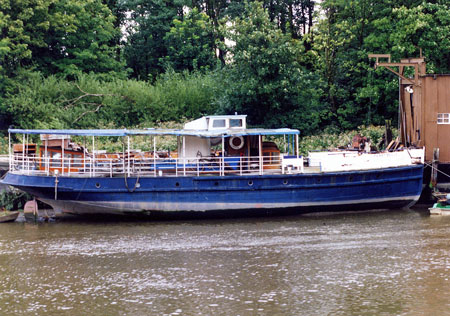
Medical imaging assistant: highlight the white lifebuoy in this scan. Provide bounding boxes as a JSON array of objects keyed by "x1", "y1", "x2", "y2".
[{"x1": 229, "y1": 136, "x2": 244, "y2": 150}]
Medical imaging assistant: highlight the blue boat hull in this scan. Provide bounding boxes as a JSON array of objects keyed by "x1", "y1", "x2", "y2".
[{"x1": 2, "y1": 165, "x2": 424, "y2": 217}]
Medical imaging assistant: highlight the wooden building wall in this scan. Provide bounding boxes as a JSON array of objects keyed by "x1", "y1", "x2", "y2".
[
  {"x1": 400, "y1": 75, "x2": 450, "y2": 163},
  {"x1": 423, "y1": 75, "x2": 450, "y2": 162}
]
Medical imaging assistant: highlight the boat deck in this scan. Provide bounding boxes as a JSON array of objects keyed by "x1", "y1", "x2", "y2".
[
  {"x1": 7, "y1": 148, "x2": 425, "y2": 178},
  {"x1": 8, "y1": 154, "x2": 308, "y2": 178}
]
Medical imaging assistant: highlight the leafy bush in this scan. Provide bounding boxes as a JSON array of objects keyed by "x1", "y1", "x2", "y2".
[
  {"x1": 1, "y1": 70, "x2": 221, "y2": 132},
  {"x1": 298, "y1": 125, "x2": 398, "y2": 156},
  {"x1": 0, "y1": 189, "x2": 31, "y2": 211}
]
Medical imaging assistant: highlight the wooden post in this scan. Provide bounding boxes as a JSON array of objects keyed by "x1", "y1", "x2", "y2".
[{"x1": 431, "y1": 148, "x2": 439, "y2": 188}]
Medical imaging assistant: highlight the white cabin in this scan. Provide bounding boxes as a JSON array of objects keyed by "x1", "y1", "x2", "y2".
[
  {"x1": 184, "y1": 115, "x2": 247, "y2": 131},
  {"x1": 182, "y1": 115, "x2": 247, "y2": 158}
]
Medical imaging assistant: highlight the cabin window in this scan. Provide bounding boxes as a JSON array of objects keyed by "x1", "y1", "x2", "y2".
[
  {"x1": 212, "y1": 119, "x2": 226, "y2": 128},
  {"x1": 230, "y1": 119, "x2": 242, "y2": 128},
  {"x1": 50, "y1": 152, "x2": 61, "y2": 167},
  {"x1": 437, "y1": 113, "x2": 450, "y2": 124}
]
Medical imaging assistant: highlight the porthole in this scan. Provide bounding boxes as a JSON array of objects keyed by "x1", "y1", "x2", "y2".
[
  {"x1": 214, "y1": 181, "x2": 219, "y2": 186},
  {"x1": 175, "y1": 182, "x2": 180, "y2": 187},
  {"x1": 95, "y1": 183, "x2": 101, "y2": 188},
  {"x1": 248, "y1": 180, "x2": 253, "y2": 186},
  {"x1": 283, "y1": 179, "x2": 288, "y2": 185}
]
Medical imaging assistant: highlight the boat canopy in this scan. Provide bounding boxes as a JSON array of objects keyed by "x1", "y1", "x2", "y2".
[{"x1": 8, "y1": 128, "x2": 300, "y2": 138}]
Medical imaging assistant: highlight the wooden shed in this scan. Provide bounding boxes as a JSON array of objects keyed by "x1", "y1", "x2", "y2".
[{"x1": 370, "y1": 54, "x2": 450, "y2": 188}]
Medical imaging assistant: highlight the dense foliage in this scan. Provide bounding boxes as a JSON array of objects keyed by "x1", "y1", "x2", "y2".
[{"x1": 1, "y1": 0, "x2": 449, "y2": 137}]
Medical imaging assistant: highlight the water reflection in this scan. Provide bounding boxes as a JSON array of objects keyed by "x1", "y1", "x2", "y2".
[{"x1": 0, "y1": 208, "x2": 449, "y2": 315}]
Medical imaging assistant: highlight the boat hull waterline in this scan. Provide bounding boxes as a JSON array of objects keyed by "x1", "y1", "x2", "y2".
[{"x1": 2, "y1": 165, "x2": 423, "y2": 217}]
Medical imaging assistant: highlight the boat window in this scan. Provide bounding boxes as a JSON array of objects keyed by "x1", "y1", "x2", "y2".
[
  {"x1": 212, "y1": 119, "x2": 226, "y2": 128},
  {"x1": 230, "y1": 119, "x2": 242, "y2": 128},
  {"x1": 51, "y1": 152, "x2": 61, "y2": 167},
  {"x1": 272, "y1": 152, "x2": 279, "y2": 163}
]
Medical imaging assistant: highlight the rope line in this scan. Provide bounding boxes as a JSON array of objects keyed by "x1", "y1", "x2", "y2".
[{"x1": 424, "y1": 162, "x2": 450, "y2": 181}]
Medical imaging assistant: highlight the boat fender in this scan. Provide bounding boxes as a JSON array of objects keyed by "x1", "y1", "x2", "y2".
[{"x1": 229, "y1": 136, "x2": 244, "y2": 150}]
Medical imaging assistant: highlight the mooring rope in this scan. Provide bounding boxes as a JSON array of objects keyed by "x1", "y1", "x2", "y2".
[
  {"x1": 424, "y1": 161, "x2": 450, "y2": 181},
  {"x1": 124, "y1": 165, "x2": 140, "y2": 193}
]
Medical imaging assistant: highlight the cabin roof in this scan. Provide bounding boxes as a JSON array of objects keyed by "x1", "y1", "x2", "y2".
[{"x1": 8, "y1": 127, "x2": 300, "y2": 138}]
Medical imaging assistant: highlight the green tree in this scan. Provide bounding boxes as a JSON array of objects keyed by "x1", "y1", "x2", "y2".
[
  {"x1": 40, "y1": 0, "x2": 125, "y2": 78},
  {"x1": 162, "y1": 8, "x2": 217, "y2": 72},
  {"x1": 220, "y1": 1, "x2": 324, "y2": 133},
  {"x1": 311, "y1": 0, "x2": 449, "y2": 130},
  {"x1": 123, "y1": 0, "x2": 186, "y2": 80},
  {"x1": 366, "y1": 2, "x2": 450, "y2": 73},
  {"x1": 263, "y1": 0, "x2": 315, "y2": 40},
  {"x1": 2, "y1": 69, "x2": 222, "y2": 130},
  {"x1": 0, "y1": 0, "x2": 125, "y2": 78}
]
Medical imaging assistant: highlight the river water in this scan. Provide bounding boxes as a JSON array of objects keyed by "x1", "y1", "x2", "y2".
[{"x1": 0, "y1": 206, "x2": 449, "y2": 316}]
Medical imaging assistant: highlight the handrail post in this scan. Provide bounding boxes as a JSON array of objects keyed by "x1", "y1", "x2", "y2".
[
  {"x1": 22, "y1": 134, "x2": 25, "y2": 173},
  {"x1": 127, "y1": 136, "x2": 130, "y2": 177},
  {"x1": 183, "y1": 136, "x2": 186, "y2": 176},
  {"x1": 221, "y1": 136, "x2": 225, "y2": 176},
  {"x1": 239, "y1": 156, "x2": 242, "y2": 176},
  {"x1": 92, "y1": 136, "x2": 96, "y2": 177},
  {"x1": 122, "y1": 141, "x2": 125, "y2": 175},
  {"x1": 62, "y1": 136, "x2": 65, "y2": 176},
  {"x1": 259, "y1": 135, "x2": 262, "y2": 175},
  {"x1": 153, "y1": 136, "x2": 156, "y2": 177},
  {"x1": 8, "y1": 132, "x2": 11, "y2": 172},
  {"x1": 197, "y1": 158, "x2": 199, "y2": 176},
  {"x1": 45, "y1": 137, "x2": 48, "y2": 175}
]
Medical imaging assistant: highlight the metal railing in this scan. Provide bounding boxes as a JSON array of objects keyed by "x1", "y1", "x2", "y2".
[{"x1": 9, "y1": 153, "x2": 304, "y2": 177}]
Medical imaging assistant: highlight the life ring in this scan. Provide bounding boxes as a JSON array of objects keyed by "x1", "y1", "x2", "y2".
[{"x1": 229, "y1": 136, "x2": 244, "y2": 150}]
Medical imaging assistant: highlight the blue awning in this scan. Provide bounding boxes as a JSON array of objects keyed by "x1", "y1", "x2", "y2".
[
  {"x1": 8, "y1": 127, "x2": 300, "y2": 138},
  {"x1": 8, "y1": 129, "x2": 129, "y2": 137}
]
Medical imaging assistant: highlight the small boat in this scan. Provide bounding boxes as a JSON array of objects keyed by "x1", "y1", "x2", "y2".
[
  {"x1": 429, "y1": 193, "x2": 450, "y2": 215},
  {"x1": 429, "y1": 203, "x2": 450, "y2": 215},
  {"x1": 1, "y1": 115, "x2": 425, "y2": 218},
  {"x1": 0, "y1": 210, "x2": 19, "y2": 223}
]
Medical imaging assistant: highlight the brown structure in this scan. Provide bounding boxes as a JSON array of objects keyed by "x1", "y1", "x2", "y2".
[{"x1": 369, "y1": 54, "x2": 450, "y2": 164}]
